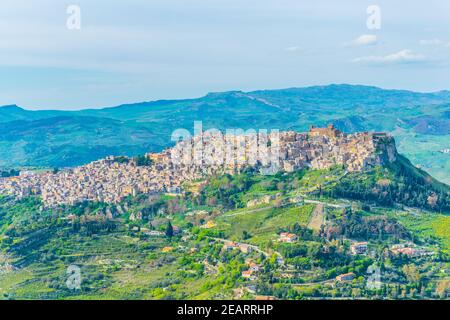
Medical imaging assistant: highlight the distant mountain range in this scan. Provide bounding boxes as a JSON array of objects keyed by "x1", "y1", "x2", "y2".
[{"x1": 1, "y1": 84, "x2": 449, "y2": 183}]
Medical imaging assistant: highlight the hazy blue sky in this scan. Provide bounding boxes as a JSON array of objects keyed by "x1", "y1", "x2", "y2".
[{"x1": 1, "y1": 0, "x2": 450, "y2": 109}]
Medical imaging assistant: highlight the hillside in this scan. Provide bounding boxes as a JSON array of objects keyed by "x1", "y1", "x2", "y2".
[
  {"x1": 0, "y1": 84, "x2": 449, "y2": 183},
  {"x1": 0, "y1": 161, "x2": 448, "y2": 300},
  {"x1": 0, "y1": 116, "x2": 163, "y2": 168},
  {"x1": 323, "y1": 155, "x2": 450, "y2": 212}
]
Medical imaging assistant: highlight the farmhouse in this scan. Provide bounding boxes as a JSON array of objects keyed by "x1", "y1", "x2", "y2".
[
  {"x1": 242, "y1": 270, "x2": 255, "y2": 280},
  {"x1": 239, "y1": 243, "x2": 252, "y2": 254},
  {"x1": 223, "y1": 241, "x2": 239, "y2": 251},
  {"x1": 351, "y1": 242, "x2": 368, "y2": 255},
  {"x1": 279, "y1": 232, "x2": 298, "y2": 243},
  {"x1": 336, "y1": 272, "x2": 356, "y2": 282}
]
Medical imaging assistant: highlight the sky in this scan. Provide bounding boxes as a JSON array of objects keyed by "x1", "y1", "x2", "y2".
[{"x1": 1, "y1": 0, "x2": 450, "y2": 110}]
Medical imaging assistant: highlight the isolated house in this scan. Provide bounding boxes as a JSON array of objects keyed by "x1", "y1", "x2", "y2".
[
  {"x1": 336, "y1": 272, "x2": 356, "y2": 282},
  {"x1": 242, "y1": 270, "x2": 254, "y2": 279},
  {"x1": 351, "y1": 242, "x2": 368, "y2": 255},
  {"x1": 279, "y1": 232, "x2": 298, "y2": 243}
]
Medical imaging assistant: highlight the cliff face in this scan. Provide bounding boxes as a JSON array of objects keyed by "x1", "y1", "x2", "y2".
[
  {"x1": 277, "y1": 131, "x2": 397, "y2": 172},
  {"x1": 375, "y1": 135, "x2": 398, "y2": 164},
  {"x1": 170, "y1": 127, "x2": 398, "y2": 174}
]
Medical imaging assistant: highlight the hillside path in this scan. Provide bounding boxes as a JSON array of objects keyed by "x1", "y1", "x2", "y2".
[{"x1": 307, "y1": 203, "x2": 325, "y2": 232}]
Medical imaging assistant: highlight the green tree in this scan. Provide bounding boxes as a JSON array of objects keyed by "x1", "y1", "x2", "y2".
[{"x1": 166, "y1": 221, "x2": 174, "y2": 238}]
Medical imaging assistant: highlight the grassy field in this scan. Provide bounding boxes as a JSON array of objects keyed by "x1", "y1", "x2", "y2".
[
  {"x1": 388, "y1": 210, "x2": 450, "y2": 254},
  {"x1": 214, "y1": 204, "x2": 315, "y2": 246}
]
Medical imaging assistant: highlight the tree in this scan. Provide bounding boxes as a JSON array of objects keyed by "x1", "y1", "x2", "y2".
[
  {"x1": 402, "y1": 264, "x2": 421, "y2": 285},
  {"x1": 134, "y1": 155, "x2": 153, "y2": 167},
  {"x1": 166, "y1": 221, "x2": 174, "y2": 238}
]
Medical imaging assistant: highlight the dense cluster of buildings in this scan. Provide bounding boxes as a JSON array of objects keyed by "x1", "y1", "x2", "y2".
[
  {"x1": 0, "y1": 156, "x2": 193, "y2": 207},
  {"x1": 278, "y1": 125, "x2": 396, "y2": 172},
  {"x1": 170, "y1": 124, "x2": 396, "y2": 174},
  {"x1": 0, "y1": 126, "x2": 397, "y2": 207}
]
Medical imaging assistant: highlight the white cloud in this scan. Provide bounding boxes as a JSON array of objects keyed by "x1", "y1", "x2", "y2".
[
  {"x1": 343, "y1": 35, "x2": 378, "y2": 47},
  {"x1": 349, "y1": 34, "x2": 378, "y2": 47},
  {"x1": 353, "y1": 50, "x2": 426, "y2": 65},
  {"x1": 284, "y1": 46, "x2": 304, "y2": 53},
  {"x1": 419, "y1": 38, "x2": 450, "y2": 48},
  {"x1": 420, "y1": 39, "x2": 444, "y2": 46}
]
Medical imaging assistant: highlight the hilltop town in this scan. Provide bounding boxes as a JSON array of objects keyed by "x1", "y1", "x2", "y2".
[{"x1": 0, "y1": 125, "x2": 397, "y2": 207}]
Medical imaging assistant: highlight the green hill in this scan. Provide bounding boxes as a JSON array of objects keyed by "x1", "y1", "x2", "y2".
[
  {"x1": 324, "y1": 155, "x2": 450, "y2": 212},
  {"x1": 0, "y1": 160, "x2": 449, "y2": 300}
]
